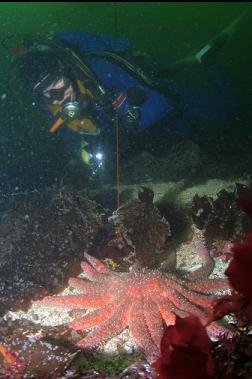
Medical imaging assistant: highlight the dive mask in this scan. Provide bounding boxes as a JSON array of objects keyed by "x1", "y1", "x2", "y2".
[{"x1": 32, "y1": 75, "x2": 72, "y2": 106}]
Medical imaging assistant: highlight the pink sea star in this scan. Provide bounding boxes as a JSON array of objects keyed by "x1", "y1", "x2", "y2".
[{"x1": 41, "y1": 252, "x2": 230, "y2": 361}]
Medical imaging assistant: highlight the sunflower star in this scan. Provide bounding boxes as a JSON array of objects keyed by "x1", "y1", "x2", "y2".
[{"x1": 40, "y1": 252, "x2": 230, "y2": 361}]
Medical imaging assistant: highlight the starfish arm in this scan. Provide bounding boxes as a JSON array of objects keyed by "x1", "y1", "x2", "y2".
[
  {"x1": 185, "y1": 243, "x2": 215, "y2": 281},
  {"x1": 189, "y1": 278, "x2": 230, "y2": 293},
  {"x1": 143, "y1": 293, "x2": 165, "y2": 351},
  {"x1": 129, "y1": 297, "x2": 160, "y2": 360},
  {"x1": 156, "y1": 296, "x2": 188, "y2": 325},
  {"x1": 69, "y1": 296, "x2": 126, "y2": 331},
  {"x1": 80, "y1": 262, "x2": 105, "y2": 281},
  {"x1": 40, "y1": 294, "x2": 111, "y2": 309},
  {"x1": 163, "y1": 277, "x2": 215, "y2": 308},
  {"x1": 185, "y1": 261, "x2": 214, "y2": 281},
  {"x1": 172, "y1": 292, "x2": 210, "y2": 322},
  {"x1": 157, "y1": 280, "x2": 211, "y2": 322},
  {"x1": 174, "y1": 284, "x2": 214, "y2": 309},
  {"x1": 84, "y1": 252, "x2": 110, "y2": 274},
  {"x1": 206, "y1": 321, "x2": 233, "y2": 338},
  {"x1": 68, "y1": 278, "x2": 104, "y2": 293},
  {"x1": 77, "y1": 296, "x2": 131, "y2": 348}
]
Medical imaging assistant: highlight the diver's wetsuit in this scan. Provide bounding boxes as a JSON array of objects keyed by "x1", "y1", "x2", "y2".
[
  {"x1": 32, "y1": 30, "x2": 238, "y2": 157},
  {"x1": 50, "y1": 30, "x2": 174, "y2": 155},
  {"x1": 162, "y1": 65, "x2": 239, "y2": 135}
]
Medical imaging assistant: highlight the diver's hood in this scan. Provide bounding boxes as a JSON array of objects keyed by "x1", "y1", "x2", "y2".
[{"x1": 19, "y1": 51, "x2": 66, "y2": 92}]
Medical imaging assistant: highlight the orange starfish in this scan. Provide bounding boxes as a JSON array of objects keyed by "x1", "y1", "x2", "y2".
[
  {"x1": 41, "y1": 253, "x2": 230, "y2": 361},
  {"x1": 0, "y1": 343, "x2": 26, "y2": 378}
]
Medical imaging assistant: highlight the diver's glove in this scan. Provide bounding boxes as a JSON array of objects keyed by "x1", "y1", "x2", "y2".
[
  {"x1": 80, "y1": 142, "x2": 104, "y2": 177},
  {"x1": 81, "y1": 148, "x2": 93, "y2": 165},
  {"x1": 80, "y1": 141, "x2": 93, "y2": 165}
]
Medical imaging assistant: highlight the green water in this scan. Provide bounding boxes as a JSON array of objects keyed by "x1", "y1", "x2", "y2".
[
  {"x1": 0, "y1": 2, "x2": 250, "y2": 79},
  {"x1": 0, "y1": 2, "x2": 250, "y2": 103}
]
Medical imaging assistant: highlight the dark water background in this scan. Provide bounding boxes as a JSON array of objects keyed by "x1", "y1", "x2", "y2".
[{"x1": 0, "y1": 2, "x2": 251, "y2": 199}]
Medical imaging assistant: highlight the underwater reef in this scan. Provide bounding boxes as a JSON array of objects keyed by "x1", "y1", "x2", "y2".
[
  {"x1": 0, "y1": 185, "x2": 106, "y2": 315},
  {"x1": 0, "y1": 184, "x2": 252, "y2": 378},
  {"x1": 190, "y1": 183, "x2": 252, "y2": 252}
]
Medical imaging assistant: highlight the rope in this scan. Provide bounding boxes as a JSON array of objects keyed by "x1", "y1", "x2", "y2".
[{"x1": 113, "y1": 2, "x2": 120, "y2": 209}]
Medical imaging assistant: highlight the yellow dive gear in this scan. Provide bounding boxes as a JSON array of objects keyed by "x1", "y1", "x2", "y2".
[
  {"x1": 49, "y1": 115, "x2": 64, "y2": 133},
  {"x1": 81, "y1": 148, "x2": 93, "y2": 165},
  {"x1": 48, "y1": 79, "x2": 97, "y2": 135},
  {"x1": 80, "y1": 141, "x2": 93, "y2": 165},
  {"x1": 48, "y1": 105, "x2": 97, "y2": 135}
]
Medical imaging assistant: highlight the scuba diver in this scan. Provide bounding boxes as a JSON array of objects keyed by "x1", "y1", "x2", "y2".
[
  {"x1": 4, "y1": 6, "x2": 249, "y2": 177},
  {"x1": 11, "y1": 31, "x2": 173, "y2": 175}
]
